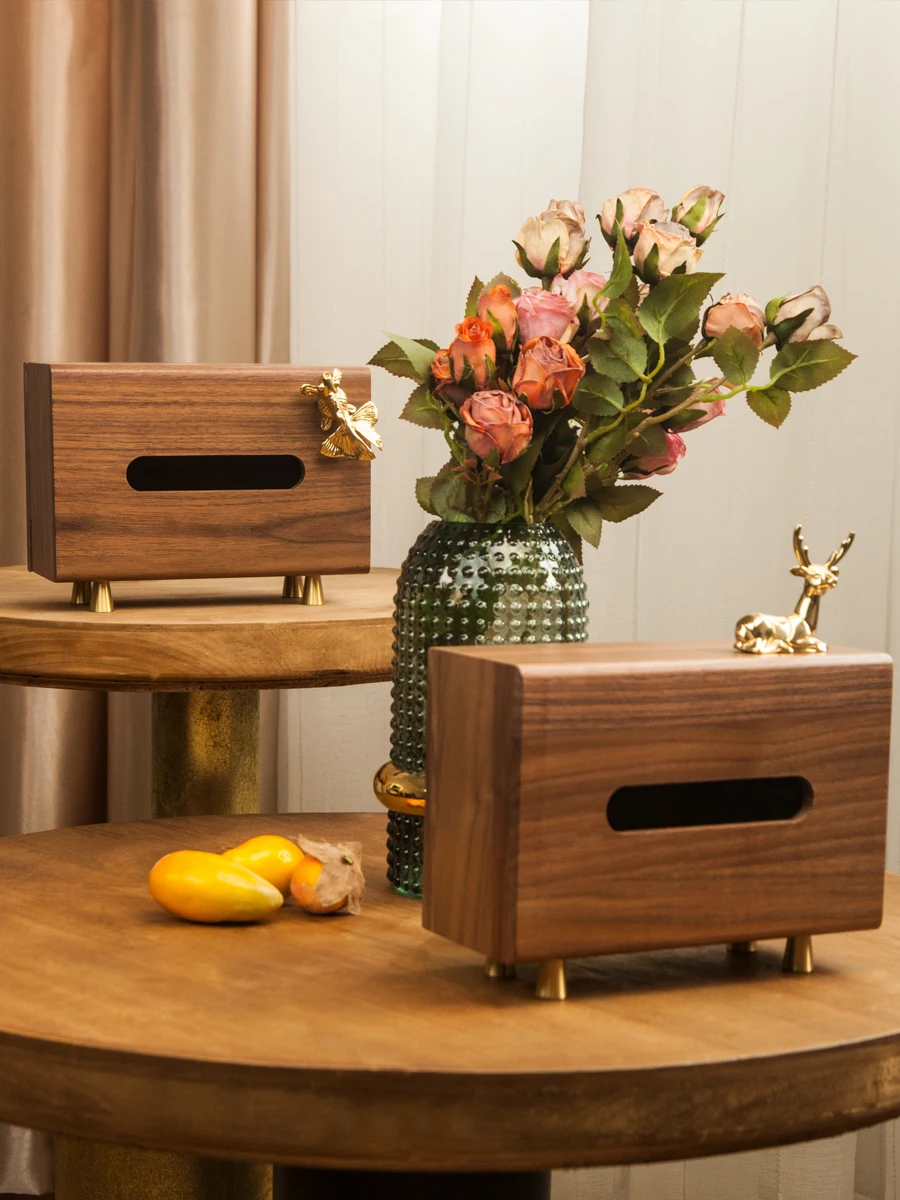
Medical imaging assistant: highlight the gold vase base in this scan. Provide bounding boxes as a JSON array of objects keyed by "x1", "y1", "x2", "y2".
[
  {"x1": 89, "y1": 580, "x2": 114, "y2": 613},
  {"x1": 783, "y1": 934, "x2": 814, "y2": 974},
  {"x1": 70, "y1": 581, "x2": 92, "y2": 606},
  {"x1": 281, "y1": 575, "x2": 303, "y2": 601},
  {"x1": 301, "y1": 573, "x2": 324, "y2": 605}
]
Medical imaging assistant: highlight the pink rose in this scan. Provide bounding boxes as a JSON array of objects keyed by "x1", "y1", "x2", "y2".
[
  {"x1": 514, "y1": 289, "x2": 579, "y2": 343},
  {"x1": 703, "y1": 293, "x2": 766, "y2": 348},
  {"x1": 678, "y1": 391, "x2": 727, "y2": 431},
  {"x1": 773, "y1": 286, "x2": 837, "y2": 343},
  {"x1": 633, "y1": 221, "x2": 702, "y2": 283},
  {"x1": 671, "y1": 185, "x2": 725, "y2": 243},
  {"x1": 551, "y1": 270, "x2": 608, "y2": 324},
  {"x1": 431, "y1": 348, "x2": 452, "y2": 383},
  {"x1": 600, "y1": 188, "x2": 667, "y2": 245},
  {"x1": 624, "y1": 430, "x2": 686, "y2": 478},
  {"x1": 460, "y1": 390, "x2": 533, "y2": 464},
  {"x1": 449, "y1": 316, "x2": 496, "y2": 388},
  {"x1": 511, "y1": 336, "x2": 585, "y2": 411},
  {"x1": 476, "y1": 285, "x2": 518, "y2": 349}
]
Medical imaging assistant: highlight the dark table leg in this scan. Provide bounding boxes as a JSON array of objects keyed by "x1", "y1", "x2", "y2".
[{"x1": 273, "y1": 1166, "x2": 551, "y2": 1199}]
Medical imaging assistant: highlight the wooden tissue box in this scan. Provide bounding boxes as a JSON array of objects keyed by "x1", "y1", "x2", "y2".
[
  {"x1": 24, "y1": 363, "x2": 371, "y2": 582},
  {"x1": 424, "y1": 641, "x2": 892, "y2": 996}
]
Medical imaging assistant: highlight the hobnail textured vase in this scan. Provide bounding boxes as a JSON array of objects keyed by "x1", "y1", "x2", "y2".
[{"x1": 385, "y1": 519, "x2": 589, "y2": 897}]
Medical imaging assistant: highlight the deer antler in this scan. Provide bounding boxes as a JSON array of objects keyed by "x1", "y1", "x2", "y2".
[
  {"x1": 793, "y1": 524, "x2": 811, "y2": 568},
  {"x1": 826, "y1": 531, "x2": 855, "y2": 568}
]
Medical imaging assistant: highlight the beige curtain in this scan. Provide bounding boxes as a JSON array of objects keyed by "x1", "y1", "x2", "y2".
[{"x1": 0, "y1": 1, "x2": 289, "y2": 1192}]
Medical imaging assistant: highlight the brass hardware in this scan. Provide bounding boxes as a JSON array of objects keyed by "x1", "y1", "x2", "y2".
[
  {"x1": 783, "y1": 934, "x2": 814, "y2": 974},
  {"x1": 54, "y1": 1135, "x2": 272, "y2": 1200},
  {"x1": 728, "y1": 941, "x2": 758, "y2": 954},
  {"x1": 282, "y1": 574, "x2": 303, "y2": 601},
  {"x1": 485, "y1": 958, "x2": 516, "y2": 980},
  {"x1": 536, "y1": 958, "x2": 567, "y2": 1001},
  {"x1": 735, "y1": 524, "x2": 855, "y2": 654},
  {"x1": 300, "y1": 368, "x2": 382, "y2": 461},
  {"x1": 373, "y1": 761, "x2": 426, "y2": 816},
  {"x1": 90, "y1": 580, "x2": 114, "y2": 613},
  {"x1": 70, "y1": 581, "x2": 91, "y2": 606},
  {"x1": 152, "y1": 691, "x2": 260, "y2": 818},
  {"x1": 302, "y1": 573, "x2": 324, "y2": 605}
]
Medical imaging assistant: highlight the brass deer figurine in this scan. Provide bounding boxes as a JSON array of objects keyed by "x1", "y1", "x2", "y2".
[{"x1": 734, "y1": 525, "x2": 854, "y2": 655}]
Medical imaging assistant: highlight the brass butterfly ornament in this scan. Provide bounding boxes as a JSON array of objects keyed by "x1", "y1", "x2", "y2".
[{"x1": 301, "y1": 369, "x2": 383, "y2": 461}]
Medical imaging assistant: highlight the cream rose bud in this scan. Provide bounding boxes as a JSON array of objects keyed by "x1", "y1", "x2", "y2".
[
  {"x1": 672, "y1": 185, "x2": 725, "y2": 243},
  {"x1": 702, "y1": 293, "x2": 766, "y2": 348},
  {"x1": 773, "y1": 286, "x2": 832, "y2": 343},
  {"x1": 633, "y1": 221, "x2": 702, "y2": 283},
  {"x1": 541, "y1": 199, "x2": 587, "y2": 273},
  {"x1": 516, "y1": 214, "x2": 570, "y2": 276},
  {"x1": 551, "y1": 270, "x2": 608, "y2": 323},
  {"x1": 600, "y1": 188, "x2": 667, "y2": 246},
  {"x1": 806, "y1": 323, "x2": 843, "y2": 341}
]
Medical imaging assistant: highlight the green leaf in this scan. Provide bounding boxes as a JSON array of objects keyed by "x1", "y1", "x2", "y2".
[
  {"x1": 711, "y1": 325, "x2": 761, "y2": 386},
  {"x1": 586, "y1": 421, "x2": 628, "y2": 465},
  {"x1": 400, "y1": 384, "x2": 444, "y2": 429},
  {"x1": 677, "y1": 196, "x2": 707, "y2": 234},
  {"x1": 415, "y1": 475, "x2": 437, "y2": 515},
  {"x1": 765, "y1": 295, "x2": 787, "y2": 326},
  {"x1": 415, "y1": 337, "x2": 440, "y2": 352},
  {"x1": 551, "y1": 511, "x2": 583, "y2": 562},
  {"x1": 629, "y1": 423, "x2": 667, "y2": 458},
  {"x1": 499, "y1": 411, "x2": 560, "y2": 499},
  {"x1": 604, "y1": 297, "x2": 643, "y2": 339},
  {"x1": 638, "y1": 242, "x2": 660, "y2": 285},
  {"x1": 591, "y1": 483, "x2": 661, "y2": 523},
  {"x1": 512, "y1": 241, "x2": 545, "y2": 280},
  {"x1": 430, "y1": 465, "x2": 473, "y2": 522},
  {"x1": 600, "y1": 228, "x2": 633, "y2": 300},
  {"x1": 638, "y1": 272, "x2": 724, "y2": 343},
  {"x1": 771, "y1": 307, "x2": 813, "y2": 348},
  {"x1": 543, "y1": 237, "x2": 561, "y2": 279},
  {"x1": 566, "y1": 499, "x2": 604, "y2": 548},
  {"x1": 694, "y1": 212, "x2": 724, "y2": 246},
  {"x1": 484, "y1": 272, "x2": 522, "y2": 299},
  {"x1": 769, "y1": 340, "x2": 856, "y2": 392},
  {"x1": 572, "y1": 374, "x2": 624, "y2": 416},
  {"x1": 747, "y1": 386, "x2": 791, "y2": 428},
  {"x1": 374, "y1": 332, "x2": 438, "y2": 383},
  {"x1": 465, "y1": 277, "x2": 484, "y2": 318},
  {"x1": 562, "y1": 459, "x2": 586, "y2": 499},
  {"x1": 590, "y1": 328, "x2": 648, "y2": 382}
]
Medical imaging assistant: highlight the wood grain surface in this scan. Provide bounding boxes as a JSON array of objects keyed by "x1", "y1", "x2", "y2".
[
  {"x1": 425, "y1": 642, "x2": 892, "y2": 962},
  {"x1": 1, "y1": 813, "x2": 900, "y2": 1170},
  {"x1": 24, "y1": 363, "x2": 371, "y2": 581},
  {"x1": 0, "y1": 566, "x2": 396, "y2": 690}
]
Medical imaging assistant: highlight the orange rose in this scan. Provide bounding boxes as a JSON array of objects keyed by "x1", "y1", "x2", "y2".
[
  {"x1": 449, "y1": 317, "x2": 496, "y2": 388},
  {"x1": 431, "y1": 348, "x2": 452, "y2": 382},
  {"x1": 476, "y1": 285, "x2": 518, "y2": 348},
  {"x1": 511, "y1": 336, "x2": 585, "y2": 411},
  {"x1": 703, "y1": 293, "x2": 766, "y2": 348},
  {"x1": 460, "y1": 390, "x2": 533, "y2": 464}
]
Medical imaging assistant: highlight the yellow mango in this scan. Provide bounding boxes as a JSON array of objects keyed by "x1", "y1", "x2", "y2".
[
  {"x1": 221, "y1": 835, "x2": 303, "y2": 896},
  {"x1": 149, "y1": 850, "x2": 284, "y2": 923}
]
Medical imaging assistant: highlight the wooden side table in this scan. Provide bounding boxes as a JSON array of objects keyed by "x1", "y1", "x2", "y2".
[
  {"x1": 0, "y1": 568, "x2": 397, "y2": 1198},
  {"x1": 0, "y1": 814, "x2": 899, "y2": 1199}
]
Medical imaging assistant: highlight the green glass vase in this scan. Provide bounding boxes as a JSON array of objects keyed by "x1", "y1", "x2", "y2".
[{"x1": 384, "y1": 519, "x2": 588, "y2": 897}]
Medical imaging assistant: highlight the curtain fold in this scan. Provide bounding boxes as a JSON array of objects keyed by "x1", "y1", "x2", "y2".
[{"x1": 0, "y1": 0, "x2": 288, "y2": 1191}]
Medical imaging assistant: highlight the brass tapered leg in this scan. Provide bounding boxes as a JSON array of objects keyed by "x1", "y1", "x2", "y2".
[
  {"x1": 484, "y1": 958, "x2": 516, "y2": 980},
  {"x1": 783, "y1": 934, "x2": 814, "y2": 974},
  {"x1": 71, "y1": 581, "x2": 92, "y2": 606},
  {"x1": 535, "y1": 958, "x2": 567, "y2": 1001},
  {"x1": 302, "y1": 573, "x2": 324, "y2": 605},
  {"x1": 90, "y1": 580, "x2": 114, "y2": 613},
  {"x1": 728, "y1": 941, "x2": 758, "y2": 955},
  {"x1": 282, "y1": 575, "x2": 303, "y2": 600}
]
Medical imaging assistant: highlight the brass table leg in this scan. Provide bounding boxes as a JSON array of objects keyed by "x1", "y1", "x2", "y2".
[
  {"x1": 55, "y1": 1138, "x2": 271, "y2": 1200},
  {"x1": 784, "y1": 934, "x2": 815, "y2": 973},
  {"x1": 151, "y1": 690, "x2": 260, "y2": 817},
  {"x1": 54, "y1": 691, "x2": 268, "y2": 1198}
]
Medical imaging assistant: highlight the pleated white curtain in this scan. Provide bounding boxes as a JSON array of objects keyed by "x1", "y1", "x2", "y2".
[{"x1": 288, "y1": 1, "x2": 900, "y2": 1197}]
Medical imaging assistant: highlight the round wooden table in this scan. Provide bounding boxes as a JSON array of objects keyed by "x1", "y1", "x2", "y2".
[
  {"x1": 0, "y1": 567, "x2": 398, "y2": 1197},
  {"x1": 2, "y1": 813, "x2": 900, "y2": 1199}
]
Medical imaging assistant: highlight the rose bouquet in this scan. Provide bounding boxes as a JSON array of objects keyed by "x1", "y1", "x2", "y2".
[{"x1": 370, "y1": 187, "x2": 855, "y2": 555}]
